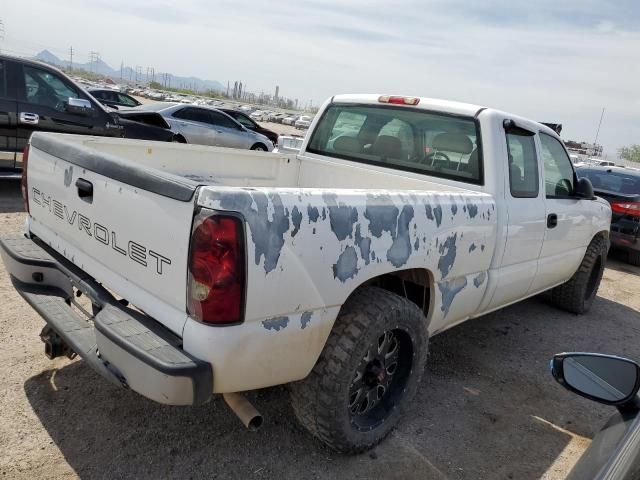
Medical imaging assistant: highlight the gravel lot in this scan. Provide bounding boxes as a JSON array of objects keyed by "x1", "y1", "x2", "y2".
[{"x1": 1, "y1": 180, "x2": 639, "y2": 479}]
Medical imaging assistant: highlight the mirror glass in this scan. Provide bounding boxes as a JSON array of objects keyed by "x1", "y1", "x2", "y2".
[{"x1": 564, "y1": 355, "x2": 638, "y2": 402}]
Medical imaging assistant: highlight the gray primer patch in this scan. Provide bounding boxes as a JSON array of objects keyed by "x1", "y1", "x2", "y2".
[
  {"x1": 262, "y1": 316, "x2": 289, "y2": 331},
  {"x1": 425, "y1": 202, "x2": 443, "y2": 228},
  {"x1": 473, "y1": 272, "x2": 487, "y2": 288},
  {"x1": 438, "y1": 277, "x2": 468, "y2": 316},
  {"x1": 63, "y1": 166, "x2": 73, "y2": 187},
  {"x1": 365, "y1": 194, "x2": 399, "y2": 238},
  {"x1": 466, "y1": 202, "x2": 478, "y2": 218},
  {"x1": 333, "y1": 246, "x2": 359, "y2": 282},
  {"x1": 437, "y1": 233, "x2": 458, "y2": 279},
  {"x1": 354, "y1": 224, "x2": 371, "y2": 265},
  {"x1": 300, "y1": 311, "x2": 313, "y2": 329},
  {"x1": 469, "y1": 243, "x2": 477, "y2": 253},
  {"x1": 321, "y1": 207, "x2": 326, "y2": 220},
  {"x1": 387, "y1": 205, "x2": 414, "y2": 267},
  {"x1": 213, "y1": 191, "x2": 290, "y2": 274},
  {"x1": 291, "y1": 206, "x2": 302, "y2": 237},
  {"x1": 323, "y1": 193, "x2": 358, "y2": 241},
  {"x1": 481, "y1": 244, "x2": 485, "y2": 252},
  {"x1": 414, "y1": 237, "x2": 420, "y2": 250},
  {"x1": 307, "y1": 205, "x2": 320, "y2": 223},
  {"x1": 451, "y1": 203, "x2": 458, "y2": 216}
]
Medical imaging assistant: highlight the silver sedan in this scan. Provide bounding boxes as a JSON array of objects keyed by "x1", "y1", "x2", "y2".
[{"x1": 139, "y1": 103, "x2": 273, "y2": 151}]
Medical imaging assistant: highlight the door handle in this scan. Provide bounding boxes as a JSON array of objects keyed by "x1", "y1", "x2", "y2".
[
  {"x1": 75, "y1": 178, "x2": 93, "y2": 200},
  {"x1": 19, "y1": 112, "x2": 39, "y2": 125},
  {"x1": 547, "y1": 213, "x2": 558, "y2": 229}
]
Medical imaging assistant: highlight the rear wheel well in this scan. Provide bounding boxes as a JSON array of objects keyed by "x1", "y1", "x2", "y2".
[
  {"x1": 172, "y1": 134, "x2": 187, "y2": 143},
  {"x1": 347, "y1": 268, "x2": 433, "y2": 318}
]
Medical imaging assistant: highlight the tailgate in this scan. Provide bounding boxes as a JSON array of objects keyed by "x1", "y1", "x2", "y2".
[{"x1": 26, "y1": 133, "x2": 198, "y2": 335}]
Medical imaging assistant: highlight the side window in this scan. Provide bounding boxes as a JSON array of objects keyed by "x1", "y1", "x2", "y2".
[
  {"x1": 117, "y1": 93, "x2": 137, "y2": 107},
  {"x1": 23, "y1": 65, "x2": 78, "y2": 112},
  {"x1": 506, "y1": 130, "x2": 539, "y2": 198},
  {"x1": 0, "y1": 61, "x2": 5, "y2": 97},
  {"x1": 173, "y1": 107, "x2": 208, "y2": 123},
  {"x1": 234, "y1": 114, "x2": 255, "y2": 129},
  {"x1": 208, "y1": 111, "x2": 240, "y2": 129},
  {"x1": 540, "y1": 133, "x2": 574, "y2": 197}
]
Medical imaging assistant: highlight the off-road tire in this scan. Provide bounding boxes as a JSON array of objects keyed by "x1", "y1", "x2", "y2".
[
  {"x1": 290, "y1": 287, "x2": 428, "y2": 453},
  {"x1": 551, "y1": 235, "x2": 608, "y2": 314},
  {"x1": 627, "y1": 250, "x2": 640, "y2": 267}
]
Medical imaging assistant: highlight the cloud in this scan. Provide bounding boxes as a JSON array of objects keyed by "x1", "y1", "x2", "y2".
[{"x1": 1, "y1": 0, "x2": 638, "y2": 156}]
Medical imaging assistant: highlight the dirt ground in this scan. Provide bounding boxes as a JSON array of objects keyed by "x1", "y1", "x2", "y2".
[{"x1": 1, "y1": 180, "x2": 639, "y2": 479}]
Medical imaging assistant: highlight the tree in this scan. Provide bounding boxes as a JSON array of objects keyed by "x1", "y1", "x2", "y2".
[
  {"x1": 149, "y1": 81, "x2": 163, "y2": 90},
  {"x1": 618, "y1": 144, "x2": 640, "y2": 163}
]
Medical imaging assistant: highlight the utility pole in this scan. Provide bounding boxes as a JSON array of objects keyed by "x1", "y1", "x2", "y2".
[
  {"x1": 0, "y1": 20, "x2": 5, "y2": 54},
  {"x1": 120, "y1": 61, "x2": 124, "y2": 81},
  {"x1": 593, "y1": 107, "x2": 605, "y2": 148},
  {"x1": 69, "y1": 46, "x2": 74, "y2": 71}
]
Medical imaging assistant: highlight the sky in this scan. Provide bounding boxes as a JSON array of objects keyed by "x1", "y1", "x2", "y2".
[{"x1": 1, "y1": 0, "x2": 639, "y2": 158}]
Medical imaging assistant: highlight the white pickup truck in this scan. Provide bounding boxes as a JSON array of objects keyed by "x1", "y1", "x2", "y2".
[{"x1": 1, "y1": 94, "x2": 611, "y2": 452}]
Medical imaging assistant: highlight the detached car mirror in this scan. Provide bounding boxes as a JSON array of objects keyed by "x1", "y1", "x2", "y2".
[
  {"x1": 551, "y1": 353, "x2": 640, "y2": 406},
  {"x1": 66, "y1": 97, "x2": 93, "y2": 116},
  {"x1": 574, "y1": 177, "x2": 594, "y2": 199}
]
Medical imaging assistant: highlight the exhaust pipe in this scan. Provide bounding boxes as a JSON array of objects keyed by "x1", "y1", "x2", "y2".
[{"x1": 223, "y1": 392, "x2": 263, "y2": 431}]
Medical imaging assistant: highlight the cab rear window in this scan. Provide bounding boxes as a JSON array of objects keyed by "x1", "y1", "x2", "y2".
[{"x1": 307, "y1": 104, "x2": 483, "y2": 184}]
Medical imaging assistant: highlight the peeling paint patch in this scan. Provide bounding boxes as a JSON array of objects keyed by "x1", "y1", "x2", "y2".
[
  {"x1": 438, "y1": 277, "x2": 468, "y2": 316},
  {"x1": 354, "y1": 224, "x2": 371, "y2": 265},
  {"x1": 451, "y1": 203, "x2": 458, "y2": 216},
  {"x1": 473, "y1": 272, "x2": 487, "y2": 288},
  {"x1": 262, "y1": 316, "x2": 289, "y2": 331},
  {"x1": 365, "y1": 194, "x2": 399, "y2": 238},
  {"x1": 321, "y1": 207, "x2": 326, "y2": 220},
  {"x1": 425, "y1": 203, "x2": 443, "y2": 227},
  {"x1": 291, "y1": 206, "x2": 302, "y2": 237},
  {"x1": 469, "y1": 243, "x2": 477, "y2": 253},
  {"x1": 437, "y1": 233, "x2": 458, "y2": 279},
  {"x1": 301, "y1": 311, "x2": 313, "y2": 329},
  {"x1": 323, "y1": 193, "x2": 358, "y2": 240},
  {"x1": 213, "y1": 191, "x2": 290, "y2": 274},
  {"x1": 307, "y1": 205, "x2": 320, "y2": 223},
  {"x1": 414, "y1": 237, "x2": 420, "y2": 250},
  {"x1": 63, "y1": 166, "x2": 73, "y2": 187},
  {"x1": 481, "y1": 244, "x2": 485, "y2": 252},
  {"x1": 333, "y1": 246, "x2": 359, "y2": 282},
  {"x1": 387, "y1": 205, "x2": 414, "y2": 267},
  {"x1": 466, "y1": 202, "x2": 478, "y2": 218}
]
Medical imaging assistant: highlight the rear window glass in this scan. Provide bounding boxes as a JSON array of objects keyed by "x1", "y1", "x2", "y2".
[
  {"x1": 307, "y1": 104, "x2": 482, "y2": 184},
  {"x1": 578, "y1": 169, "x2": 640, "y2": 195}
]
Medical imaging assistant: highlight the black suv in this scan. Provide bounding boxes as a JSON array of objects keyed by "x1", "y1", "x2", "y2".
[
  {"x1": 0, "y1": 55, "x2": 173, "y2": 178},
  {"x1": 219, "y1": 109, "x2": 279, "y2": 145}
]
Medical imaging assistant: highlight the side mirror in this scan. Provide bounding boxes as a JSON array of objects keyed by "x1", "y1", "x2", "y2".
[
  {"x1": 551, "y1": 353, "x2": 640, "y2": 406},
  {"x1": 574, "y1": 177, "x2": 595, "y2": 199},
  {"x1": 66, "y1": 97, "x2": 93, "y2": 116}
]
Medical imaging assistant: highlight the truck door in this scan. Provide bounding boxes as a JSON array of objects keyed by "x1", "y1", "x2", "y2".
[
  {"x1": 489, "y1": 125, "x2": 546, "y2": 309},
  {"x1": 15, "y1": 63, "x2": 108, "y2": 162},
  {"x1": 530, "y1": 132, "x2": 592, "y2": 291},
  {"x1": 0, "y1": 59, "x2": 18, "y2": 171},
  {"x1": 171, "y1": 107, "x2": 219, "y2": 146},
  {"x1": 206, "y1": 110, "x2": 248, "y2": 149}
]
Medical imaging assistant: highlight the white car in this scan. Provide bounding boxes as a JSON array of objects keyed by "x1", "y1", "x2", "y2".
[
  {"x1": 249, "y1": 110, "x2": 267, "y2": 122},
  {"x1": 282, "y1": 115, "x2": 297, "y2": 125},
  {"x1": 3, "y1": 94, "x2": 610, "y2": 453},
  {"x1": 294, "y1": 115, "x2": 313, "y2": 130}
]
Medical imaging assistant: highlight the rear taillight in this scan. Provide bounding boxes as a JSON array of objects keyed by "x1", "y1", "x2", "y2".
[
  {"x1": 611, "y1": 201, "x2": 640, "y2": 217},
  {"x1": 21, "y1": 145, "x2": 30, "y2": 213},
  {"x1": 187, "y1": 210, "x2": 245, "y2": 325}
]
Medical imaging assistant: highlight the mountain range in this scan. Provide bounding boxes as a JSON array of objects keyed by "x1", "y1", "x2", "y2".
[{"x1": 34, "y1": 50, "x2": 225, "y2": 92}]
